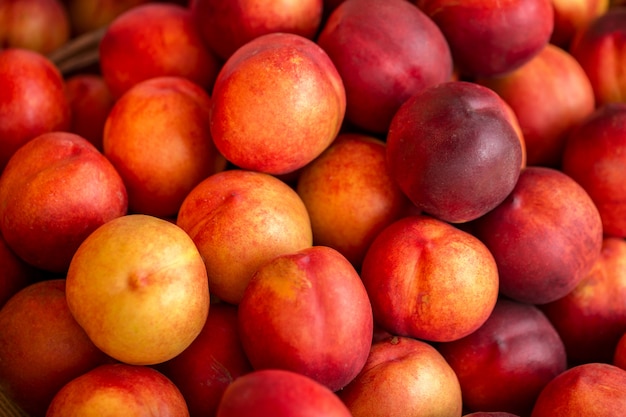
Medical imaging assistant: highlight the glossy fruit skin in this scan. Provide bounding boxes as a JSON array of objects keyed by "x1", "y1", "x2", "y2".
[
  {"x1": 317, "y1": 0, "x2": 453, "y2": 133},
  {"x1": 530, "y1": 363, "x2": 626, "y2": 416},
  {"x1": 209, "y1": 32, "x2": 346, "y2": 175},
  {"x1": 386, "y1": 81, "x2": 523, "y2": 224},
  {"x1": 561, "y1": 103, "x2": 626, "y2": 238},
  {"x1": 0, "y1": 132, "x2": 128, "y2": 273},
  {"x1": 438, "y1": 299, "x2": 567, "y2": 416},
  {"x1": 470, "y1": 166, "x2": 604, "y2": 305},
  {"x1": 360, "y1": 215, "x2": 499, "y2": 343},
  {"x1": 338, "y1": 336, "x2": 464, "y2": 417},
  {"x1": 46, "y1": 363, "x2": 190, "y2": 417},
  {"x1": 216, "y1": 369, "x2": 352, "y2": 417},
  {"x1": 416, "y1": 0, "x2": 554, "y2": 77},
  {"x1": 238, "y1": 246, "x2": 374, "y2": 392},
  {"x1": 0, "y1": 48, "x2": 71, "y2": 171},
  {"x1": 569, "y1": 7, "x2": 626, "y2": 106}
]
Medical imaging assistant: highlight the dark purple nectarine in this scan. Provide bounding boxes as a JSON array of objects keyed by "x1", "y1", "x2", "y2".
[{"x1": 386, "y1": 81, "x2": 523, "y2": 224}]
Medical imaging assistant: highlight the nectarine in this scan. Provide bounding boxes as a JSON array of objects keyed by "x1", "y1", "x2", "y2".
[
  {"x1": 0, "y1": 280, "x2": 110, "y2": 417},
  {"x1": 0, "y1": 131, "x2": 128, "y2": 273},
  {"x1": 0, "y1": 48, "x2": 71, "y2": 171},
  {"x1": 176, "y1": 169, "x2": 313, "y2": 305},
  {"x1": 470, "y1": 166, "x2": 604, "y2": 305},
  {"x1": 296, "y1": 133, "x2": 413, "y2": 269},
  {"x1": 360, "y1": 215, "x2": 499, "y2": 342},
  {"x1": 238, "y1": 246, "x2": 373, "y2": 392},
  {"x1": 66, "y1": 214, "x2": 210, "y2": 365},
  {"x1": 317, "y1": 0, "x2": 453, "y2": 133},
  {"x1": 103, "y1": 76, "x2": 226, "y2": 218},
  {"x1": 209, "y1": 32, "x2": 346, "y2": 175},
  {"x1": 386, "y1": 81, "x2": 523, "y2": 224}
]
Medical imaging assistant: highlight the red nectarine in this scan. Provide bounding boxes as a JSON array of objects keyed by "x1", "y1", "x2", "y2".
[
  {"x1": 470, "y1": 166, "x2": 604, "y2": 305},
  {"x1": 0, "y1": 48, "x2": 71, "y2": 171},
  {"x1": 416, "y1": 0, "x2": 554, "y2": 77},
  {"x1": 209, "y1": 32, "x2": 346, "y2": 175},
  {"x1": 316, "y1": 0, "x2": 453, "y2": 133},
  {"x1": 360, "y1": 215, "x2": 499, "y2": 342},
  {"x1": 0, "y1": 131, "x2": 128, "y2": 273},
  {"x1": 437, "y1": 298, "x2": 567, "y2": 416},
  {"x1": 531, "y1": 362, "x2": 626, "y2": 416},
  {"x1": 99, "y1": 2, "x2": 220, "y2": 99},
  {"x1": 103, "y1": 76, "x2": 226, "y2": 218},
  {"x1": 296, "y1": 133, "x2": 413, "y2": 269},
  {"x1": 157, "y1": 303, "x2": 253, "y2": 417},
  {"x1": 569, "y1": 7, "x2": 626, "y2": 106},
  {"x1": 561, "y1": 102, "x2": 626, "y2": 237},
  {"x1": 216, "y1": 369, "x2": 352, "y2": 417},
  {"x1": 386, "y1": 81, "x2": 523, "y2": 223},
  {"x1": 46, "y1": 363, "x2": 190, "y2": 417},
  {"x1": 0, "y1": 280, "x2": 110, "y2": 417},
  {"x1": 540, "y1": 237, "x2": 626, "y2": 364},
  {"x1": 238, "y1": 246, "x2": 373, "y2": 392},
  {"x1": 190, "y1": 0, "x2": 323, "y2": 61}
]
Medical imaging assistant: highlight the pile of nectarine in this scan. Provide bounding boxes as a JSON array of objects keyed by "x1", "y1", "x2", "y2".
[{"x1": 1, "y1": 0, "x2": 626, "y2": 416}]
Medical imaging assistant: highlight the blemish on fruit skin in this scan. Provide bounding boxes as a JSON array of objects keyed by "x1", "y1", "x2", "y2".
[
  {"x1": 509, "y1": 193, "x2": 522, "y2": 209},
  {"x1": 128, "y1": 272, "x2": 149, "y2": 290},
  {"x1": 416, "y1": 292, "x2": 430, "y2": 318}
]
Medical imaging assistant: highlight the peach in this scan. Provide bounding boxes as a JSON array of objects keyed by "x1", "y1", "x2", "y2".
[
  {"x1": 530, "y1": 363, "x2": 626, "y2": 416},
  {"x1": 360, "y1": 215, "x2": 499, "y2": 343},
  {"x1": 476, "y1": 43, "x2": 595, "y2": 167},
  {"x1": 0, "y1": 0, "x2": 70, "y2": 54},
  {"x1": 550, "y1": 0, "x2": 609, "y2": 48},
  {"x1": 316, "y1": 0, "x2": 453, "y2": 133},
  {"x1": 338, "y1": 336, "x2": 463, "y2": 417},
  {"x1": 65, "y1": 0, "x2": 150, "y2": 35},
  {"x1": 0, "y1": 48, "x2": 71, "y2": 171},
  {"x1": 157, "y1": 302, "x2": 253, "y2": 417},
  {"x1": 295, "y1": 133, "x2": 413, "y2": 269},
  {"x1": 386, "y1": 81, "x2": 523, "y2": 224},
  {"x1": 66, "y1": 214, "x2": 210, "y2": 365},
  {"x1": 0, "y1": 280, "x2": 110, "y2": 417},
  {"x1": 569, "y1": 7, "x2": 626, "y2": 106},
  {"x1": 176, "y1": 169, "x2": 313, "y2": 305},
  {"x1": 64, "y1": 73, "x2": 115, "y2": 151},
  {"x1": 464, "y1": 413, "x2": 520, "y2": 417},
  {"x1": 190, "y1": 0, "x2": 323, "y2": 61},
  {"x1": 0, "y1": 131, "x2": 128, "y2": 273},
  {"x1": 238, "y1": 246, "x2": 373, "y2": 392},
  {"x1": 415, "y1": 0, "x2": 554, "y2": 77},
  {"x1": 437, "y1": 299, "x2": 567, "y2": 416},
  {"x1": 103, "y1": 76, "x2": 226, "y2": 218},
  {"x1": 209, "y1": 32, "x2": 346, "y2": 175},
  {"x1": 216, "y1": 369, "x2": 352, "y2": 417},
  {"x1": 470, "y1": 167, "x2": 604, "y2": 305},
  {"x1": 540, "y1": 237, "x2": 626, "y2": 364},
  {"x1": 561, "y1": 102, "x2": 626, "y2": 237},
  {"x1": 99, "y1": 3, "x2": 220, "y2": 99},
  {"x1": 46, "y1": 363, "x2": 189, "y2": 417}
]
